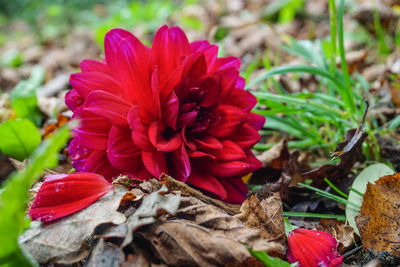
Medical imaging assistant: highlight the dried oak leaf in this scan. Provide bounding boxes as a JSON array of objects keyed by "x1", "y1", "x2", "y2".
[
  {"x1": 302, "y1": 126, "x2": 367, "y2": 187},
  {"x1": 121, "y1": 185, "x2": 181, "y2": 247},
  {"x1": 316, "y1": 218, "x2": 355, "y2": 254},
  {"x1": 133, "y1": 196, "x2": 285, "y2": 266},
  {"x1": 236, "y1": 194, "x2": 286, "y2": 246},
  {"x1": 19, "y1": 186, "x2": 128, "y2": 265},
  {"x1": 86, "y1": 239, "x2": 125, "y2": 267},
  {"x1": 356, "y1": 173, "x2": 400, "y2": 257}
]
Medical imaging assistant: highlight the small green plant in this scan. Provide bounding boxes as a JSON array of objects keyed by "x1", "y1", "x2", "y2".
[
  {"x1": 248, "y1": 0, "x2": 380, "y2": 160},
  {"x1": 0, "y1": 125, "x2": 70, "y2": 265}
]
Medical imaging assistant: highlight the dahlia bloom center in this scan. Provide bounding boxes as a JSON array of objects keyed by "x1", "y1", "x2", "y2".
[{"x1": 65, "y1": 25, "x2": 265, "y2": 204}]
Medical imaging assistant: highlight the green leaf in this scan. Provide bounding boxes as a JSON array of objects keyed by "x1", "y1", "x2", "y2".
[
  {"x1": 0, "y1": 119, "x2": 41, "y2": 161},
  {"x1": 0, "y1": 125, "x2": 70, "y2": 265},
  {"x1": 249, "y1": 249, "x2": 294, "y2": 267},
  {"x1": 284, "y1": 217, "x2": 298, "y2": 237},
  {"x1": 1, "y1": 49, "x2": 23, "y2": 68},
  {"x1": 11, "y1": 66, "x2": 44, "y2": 126},
  {"x1": 346, "y1": 163, "x2": 394, "y2": 236}
]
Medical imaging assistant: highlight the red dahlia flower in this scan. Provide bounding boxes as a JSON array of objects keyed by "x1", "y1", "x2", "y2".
[
  {"x1": 66, "y1": 25, "x2": 264, "y2": 203},
  {"x1": 287, "y1": 228, "x2": 343, "y2": 267}
]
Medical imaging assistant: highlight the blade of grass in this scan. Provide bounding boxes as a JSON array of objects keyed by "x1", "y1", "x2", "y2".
[
  {"x1": 337, "y1": 0, "x2": 355, "y2": 112},
  {"x1": 324, "y1": 177, "x2": 348, "y2": 198},
  {"x1": 298, "y1": 182, "x2": 360, "y2": 209},
  {"x1": 283, "y1": 211, "x2": 346, "y2": 221}
]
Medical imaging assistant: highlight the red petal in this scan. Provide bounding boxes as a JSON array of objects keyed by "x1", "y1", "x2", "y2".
[
  {"x1": 230, "y1": 123, "x2": 260, "y2": 150},
  {"x1": 207, "y1": 105, "x2": 247, "y2": 138},
  {"x1": 211, "y1": 140, "x2": 246, "y2": 161},
  {"x1": 248, "y1": 113, "x2": 265, "y2": 131},
  {"x1": 70, "y1": 72, "x2": 122, "y2": 98},
  {"x1": 152, "y1": 25, "x2": 190, "y2": 88},
  {"x1": 29, "y1": 173, "x2": 112, "y2": 222},
  {"x1": 170, "y1": 144, "x2": 191, "y2": 182},
  {"x1": 107, "y1": 126, "x2": 142, "y2": 171},
  {"x1": 219, "y1": 178, "x2": 247, "y2": 204},
  {"x1": 114, "y1": 37, "x2": 152, "y2": 104},
  {"x1": 206, "y1": 160, "x2": 249, "y2": 178},
  {"x1": 104, "y1": 28, "x2": 135, "y2": 70},
  {"x1": 80, "y1": 59, "x2": 110, "y2": 74},
  {"x1": 224, "y1": 89, "x2": 257, "y2": 112},
  {"x1": 148, "y1": 121, "x2": 182, "y2": 152},
  {"x1": 287, "y1": 229, "x2": 343, "y2": 267},
  {"x1": 68, "y1": 138, "x2": 91, "y2": 171},
  {"x1": 83, "y1": 150, "x2": 121, "y2": 180},
  {"x1": 142, "y1": 151, "x2": 168, "y2": 178},
  {"x1": 193, "y1": 135, "x2": 223, "y2": 151},
  {"x1": 162, "y1": 91, "x2": 179, "y2": 129},
  {"x1": 190, "y1": 40, "x2": 211, "y2": 53},
  {"x1": 187, "y1": 170, "x2": 227, "y2": 200},
  {"x1": 84, "y1": 90, "x2": 131, "y2": 126},
  {"x1": 215, "y1": 57, "x2": 240, "y2": 71},
  {"x1": 65, "y1": 89, "x2": 84, "y2": 111},
  {"x1": 72, "y1": 107, "x2": 111, "y2": 150},
  {"x1": 128, "y1": 106, "x2": 155, "y2": 151}
]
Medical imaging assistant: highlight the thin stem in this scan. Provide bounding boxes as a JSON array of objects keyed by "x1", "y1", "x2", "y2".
[
  {"x1": 324, "y1": 177, "x2": 348, "y2": 198},
  {"x1": 338, "y1": 0, "x2": 355, "y2": 112},
  {"x1": 283, "y1": 211, "x2": 346, "y2": 221},
  {"x1": 328, "y1": 0, "x2": 337, "y2": 73},
  {"x1": 349, "y1": 187, "x2": 364, "y2": 197}
]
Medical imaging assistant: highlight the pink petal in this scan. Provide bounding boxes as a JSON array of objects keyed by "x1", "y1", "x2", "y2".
[
  {"x1": 113, "y1": 37, "x2": 152, "y2": 104},
  {"x1": 128, "y1": 106, "x2": 155, "y2": 151},
  {"x1": 207, "y1": 105, "x2": 248, "y2": 138},
  {"x1": 148, "y1": 121, "x2": 182, "y2": 152},
  {"x1": 80, "y1": 59, "x2": 110, "y2": 74},
  {"x1": 72, "y1": 107, "x2": 111, "y2": 150},
  {"x1": 219, "y1": 178, "x2": 247, "y2": 204},
  {"x1": 142, "y1": 151, "x2": 168, "y2": 178},
  {"x1": 215, "y1": 57, "x2": 240, "y2": 71},
  {"x1": 29, "y1": 173, "x2": 112, "y2": 222},
  {"x1": 84, "y1": 90, "x2": 131, "y2": 126},
  {"x1": 104, "y1": 28, "x2": 136, "y2": 69},
  {"x1": 69, "y1": 72, "x2": 122, "y2": 98},
  {"x1": 170, "y1": 144, "x2": 191, "y2": 181},
  {"x1": 187, "y1": 170, "x2": 227, "y2": 201},
  {"x1": 68, "y1": 138, "x2": 91, "y2": 171},
  {"x1": 83, "y1": 150, "x2": 121, "y2": 181},
  {"x1": 107, "y1": 126, "x2": 142, "y2": 171},
  {"x1": 190, "y1": 40, "x2": 211, "y2": 53},
  {"x1": 152, "y1": 25, "x2": 190, "y2": 88},
  {"x1": 65, "y1": 89, "x2": 84, "y2": 111},
  {"x1": 162, "y1": 91, "x2": 179, "y2": 129}
]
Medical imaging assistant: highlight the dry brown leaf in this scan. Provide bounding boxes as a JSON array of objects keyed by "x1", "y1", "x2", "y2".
[
  {"x1": 132, "y1": 195, "x2": 285, "y2": 266},
  {"x1": 86, "y1": 239, "x2": 124, "y2": 267},
  {"x1": 302, "y1": 126, "x2": 367, "y2": 187},
  {"x1": 19, "y1": 186, "x2": 128, "y2": 264},
  {"x1": 121, "y1": 185, "x2": 181, "y2": 247},
  {"x1": 316, "y1": 218, "x2": 355, "y2": 254},
  {"x1": 356, "y1": 173, "x2": 400, "y2": 257},
  {"x1": 162, "y1": 174, "x2": 240, "y2": 215},
  {"x1": 236, "y1": 194, "x2": 286, "y2": 246}
]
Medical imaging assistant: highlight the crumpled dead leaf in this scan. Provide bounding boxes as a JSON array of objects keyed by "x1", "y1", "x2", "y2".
[
  {"x1": 303, "y1": 125, "x2": 367, "y2": 187},
  {"x1": 316, "y1": 218, "x2": 355, "y2": 254},
  {"x1": 236, "y1": 193, "x2": 286, "y2": 246},
  {"x1": 356, "y1": 173, "x2": 400, "y2": 257},
  {"x1": 133, "y1": 195, "x2": 285, "y2": 266},
  {"x1": 121, "y1": 185, "x2": 181, "y2": 247},
  {"x1": 19, "y1": 186, "x2": 128, "y2": 264}
]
